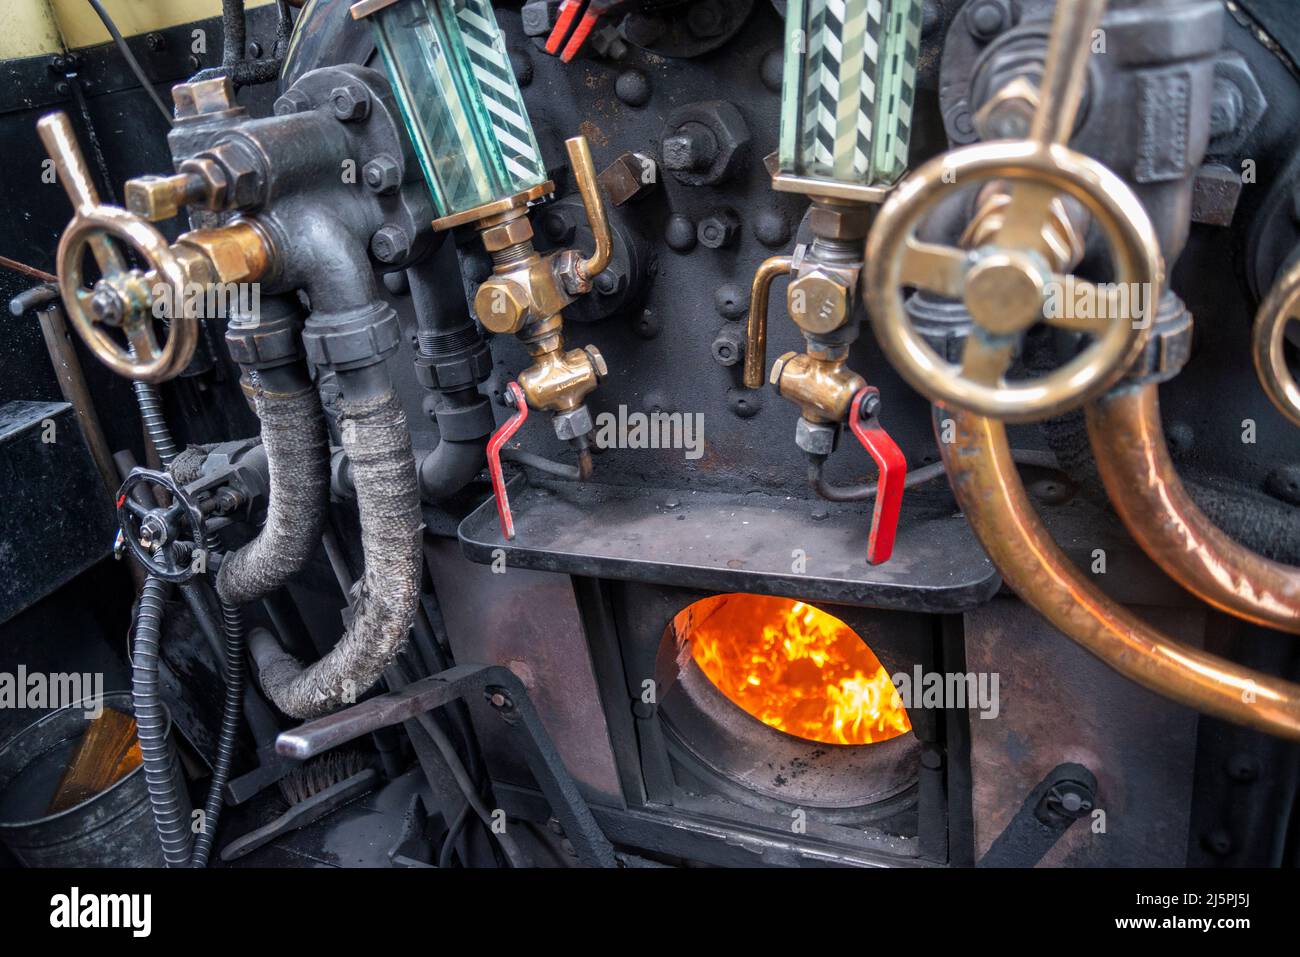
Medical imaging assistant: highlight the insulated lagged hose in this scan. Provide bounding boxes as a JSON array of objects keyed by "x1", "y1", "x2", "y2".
[{"x1": 249, "y1": 388, "x2": 423, "y2": 718}]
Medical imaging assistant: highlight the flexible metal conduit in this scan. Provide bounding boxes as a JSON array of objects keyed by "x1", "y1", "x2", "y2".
[
  {"x1": 936, "y1": 406, "x2": 1300, "y2": 740},
  {"x1": 132, "y1": 575, "x2": 196, "y2": 866},
  {"x1": 1085, "y1": 385, "x2": 1300, "y2": 634},
  {"x1": 191, "y1": 551, "x2": 245, "y2": 868}
]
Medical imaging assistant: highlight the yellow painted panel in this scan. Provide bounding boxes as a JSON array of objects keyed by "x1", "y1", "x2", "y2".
[
  {"x1": 0, "y1": 0, "x2": 64, "y2": 60},
  {"x1": 0, "y1": 0, "x2": 277, "y2": 56}
]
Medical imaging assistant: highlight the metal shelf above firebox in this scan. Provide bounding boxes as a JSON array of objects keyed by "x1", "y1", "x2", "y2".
[{"x1": 458, "y1": 477, "x2": 1000, "y2": 613}]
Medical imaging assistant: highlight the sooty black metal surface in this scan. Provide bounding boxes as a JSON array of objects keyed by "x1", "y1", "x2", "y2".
[{"x1": 458, "y1": 477, "x2": 999, "y2": 612}]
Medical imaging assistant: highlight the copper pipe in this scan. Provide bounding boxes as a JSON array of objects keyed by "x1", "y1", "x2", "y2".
[
  {"x1": 744, "y1": 255, "x2": 794, "y2": 389},
  {"x1": 1085, "y1": 385, "x2": 1300, "y2": 634},
  {"x1": 564, "y1": 136, "x2": 612, "y2": 282},
  {"x1": 937, "y1": 405, "x2": 1300, "y2": 739}
]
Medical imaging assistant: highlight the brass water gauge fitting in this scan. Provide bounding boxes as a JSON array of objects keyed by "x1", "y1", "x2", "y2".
[{"x1": 463, "y1": 136, "x2": 613, "y2": 438}]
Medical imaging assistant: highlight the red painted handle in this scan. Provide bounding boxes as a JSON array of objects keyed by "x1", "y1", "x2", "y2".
[
  {"x1": 487, "y1": 382, "x2": 529, "y2": 540},
  {"x1": 546, "y1": 0, "x2": 587, "y2": 55},
  {"x1": 847, "y1": 387, "x2": 907, "y2": 565}
]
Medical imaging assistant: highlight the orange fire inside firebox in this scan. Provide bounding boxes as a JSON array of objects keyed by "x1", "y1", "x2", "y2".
[{"x1": 672, "y1": 594, "x2": 910, "y2": 746}]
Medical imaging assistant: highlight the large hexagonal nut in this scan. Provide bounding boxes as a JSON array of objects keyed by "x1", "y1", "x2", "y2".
[
  {"x1": 177, "y1": 157, "x2": 229, "y2": 210},
  {"x1": 176, "y1": 225, "x2": 266, "y2": 285},
  {"x1": 808, "y1": 203, "x2": 873, "y2": 241},
  {"x1": 203, "y1": 141, "x2": 265, "y2": 209},
  {"x1": 173, "y1": 77, "x2": 236, "y2": 118},
  {"x1": 1207, "y1": 53, "x2": 1266, "y2": 159},
  {"x1": 474, "y1": 277, "x2": 530, "y2": 334},
  {"x1": 362, "y1": 155, "x2": 401, "y2": 195},
  {"x1": 330, "y1": 83, "x2": 371, "y2": 122},
  {"x1": 481, "y1": 215, "x2": 534, "y2": 252},
  {"x1": 661, "y1": 100, "x2": 749, "y2": 187},
  {"x1": 788, "y1": 269, "x2": 853, "y2": 334},
  {"x1": 794, "y1": 417, "x2": 838, "y2": 456},
  {"x1": 552, "y1": 405, "x2": 594, "y2": 441}
]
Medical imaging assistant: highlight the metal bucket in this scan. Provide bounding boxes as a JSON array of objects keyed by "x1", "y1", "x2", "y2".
[{"x1": 0, "y1": 691, "x2": 172, "y2": 867}]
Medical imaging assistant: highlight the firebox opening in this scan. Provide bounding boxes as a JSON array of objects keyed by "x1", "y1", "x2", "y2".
[{"x1": 668, "y1": 594, "x2": 911, "y2": 747}]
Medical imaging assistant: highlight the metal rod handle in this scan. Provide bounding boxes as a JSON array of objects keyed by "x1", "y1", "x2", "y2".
[{"x1": 1029, "y1": 0, "x2": 1108, "y2": 146}]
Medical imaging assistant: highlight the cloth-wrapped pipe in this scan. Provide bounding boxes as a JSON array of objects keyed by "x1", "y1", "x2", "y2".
[
  {"x1": 250, "y1": 389, "x2": 423, "y2": 718},
  {"x1": 215, "y1": 383, "x2": 329, "y2": 605}
]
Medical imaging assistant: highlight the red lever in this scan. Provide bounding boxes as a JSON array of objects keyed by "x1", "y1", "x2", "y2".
[
  {"x1": 545, "y1": 0, "x2": 588, "y2": 56},
  {"x1": 487, "y1": 382, "x2": 529, "y2": 540},
  {"x1": 847, "y1": 386, "x2": 907, "y2": 565},
  {"x1": 545, "y1": 1, "x2": 620, "y2": 63}
]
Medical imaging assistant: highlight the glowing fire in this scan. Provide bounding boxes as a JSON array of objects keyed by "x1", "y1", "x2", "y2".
[{"x1": 675, "y1": 595, "x2": 910, "y2": 746}]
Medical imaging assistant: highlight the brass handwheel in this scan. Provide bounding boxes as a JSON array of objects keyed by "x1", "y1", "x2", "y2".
[
  {"x1": 38, "y1": 112, "x2": 198, "y2": 383},
  {"x1": 864, "y1": 0, "x2": 1163, "y2": 423},
  {"x1": 865, "y1": 141, "x2": 1161, "y2": 422},
  {"x1": 1252, "y1": 257, "x2": 1300, "y2": 428}
]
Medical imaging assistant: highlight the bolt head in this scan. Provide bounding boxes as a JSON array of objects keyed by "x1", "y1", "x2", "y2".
[
  {"x1": 273, "y1": 89, "x2": 312, "y2": 116},
  {"x1": 369, "y1": 225, "x2": 411, "y2": 264},
  {"x1": 967, "y1": 0, "x2": 1007, "y2": 40},
  {"x1": 788, "y1": 270, "x2": 851, "y2": 333},
  {"x1": 697, "y1": 212, "x2": 739, "y2": 249},
  {"x1": 330, "y1": 84, "x2": 370, "y2": 122},
  {"x1": 474, "y1": 278, "x2": 530, "y2": 334},
  {"x1": 89, "y1": 284, "x2": 126, "y2": 326},
  {"x1": 363, "y1": 155, "x2": 401, "y2": 194}
]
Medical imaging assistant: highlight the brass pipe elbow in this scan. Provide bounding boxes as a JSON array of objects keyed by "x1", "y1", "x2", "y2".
[
  {"x1": 1085, "y1": 385, "x2": 1300, "y2": 634},
  {"x1": 744, "y1": 255, "x2": 794, "y2": 389},
  {"x1": 937, "y1": 405, "x2": 1300, "y2": 739}
]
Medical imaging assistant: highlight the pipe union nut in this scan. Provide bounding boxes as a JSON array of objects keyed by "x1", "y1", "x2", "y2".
[
  {"x1": 552, "y1": 405, "x2": 594, "y2": 441},
  {"x1": 794, "y1": 417, "x2": 838, "y2": 456}
]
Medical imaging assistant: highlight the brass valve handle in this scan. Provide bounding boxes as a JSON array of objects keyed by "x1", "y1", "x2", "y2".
[
  {"x1": 37, "y1": 112, "x2": 198, "y2": 383},
  {"x1": 1252, "y1": 256, "x2": 1300, "y2": 428},
  {"x1": 864, "y1": 0, "x2": 1163, "y2": 422}
]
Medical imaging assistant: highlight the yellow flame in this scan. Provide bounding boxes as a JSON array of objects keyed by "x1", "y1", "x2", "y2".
[{"x1": 676, "y1": 595, "x2": 910, "y2": 746}]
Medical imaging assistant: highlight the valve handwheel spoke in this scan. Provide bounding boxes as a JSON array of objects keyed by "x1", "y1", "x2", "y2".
[
  {"x1": 898, "y1": 238, "x2": 970, "y2": 300},
  {"x1": 959, "y1": 334, "x2": 1017, "y2": 388}
]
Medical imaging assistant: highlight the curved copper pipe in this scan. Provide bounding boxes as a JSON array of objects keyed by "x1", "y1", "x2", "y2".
[
  {"x1": 1085, "y1": 385, "x2": 1300, "y2": 634},
  {"x1": 563, "y1": 136, "x2": 612, "y2": 282},
  {"x1": 743, "y1": 255, "x2": 794, "y2": 389},
  {"x1": 937, "y1": 405, "x2": 1300, "y2": 739}
]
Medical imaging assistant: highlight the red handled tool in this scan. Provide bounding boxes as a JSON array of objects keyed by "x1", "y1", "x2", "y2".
[
  {"x1": 545, "y1": 1, "x2": 621, "y2": 63},
  {"x1": 847, "y1": 386, "x2": 907, "y2": 565},
  {"x1": 487, "y1": 381, "x2": 529, "y2": 540}
]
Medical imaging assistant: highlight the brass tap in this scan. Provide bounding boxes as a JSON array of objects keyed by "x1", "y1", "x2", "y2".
[
  {"x1": 469, "y1": 136, "x2": 613, "y2": 450},
  {"x1": 747, "y1": 197, "x2": 874, "y2": 441},
  {"x1": 770, "y1": 349, "x2": 867, "y2": 425}
]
